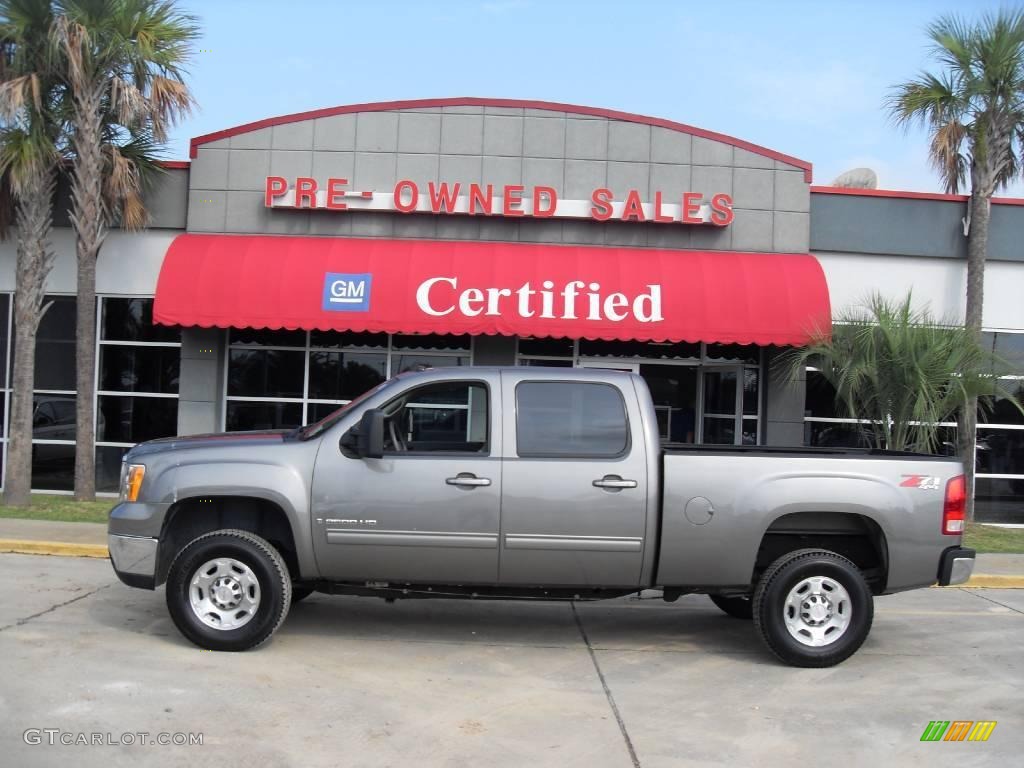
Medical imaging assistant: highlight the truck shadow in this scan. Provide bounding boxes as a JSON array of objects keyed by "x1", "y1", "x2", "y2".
[
  {"x1": 88, "y1": 587, "x2": 768, "y2": 658},
  {"x1": 279, "y1": 593, "x2": 765, "y2": 657}
]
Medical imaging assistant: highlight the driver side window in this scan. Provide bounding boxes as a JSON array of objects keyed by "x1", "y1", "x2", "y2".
[{"x1": 381, "y1": 381, "x2": 489, "y2": 454}]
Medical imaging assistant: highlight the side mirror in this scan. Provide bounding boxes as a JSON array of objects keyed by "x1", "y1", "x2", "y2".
[{"x1": 356, "y1": 409, "x2": 385, "y2": 459}]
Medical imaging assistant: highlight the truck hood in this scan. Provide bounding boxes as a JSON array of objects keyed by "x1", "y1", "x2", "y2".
[{"x1": 125, "y1": 430, "x2": 292, "y2": 460}]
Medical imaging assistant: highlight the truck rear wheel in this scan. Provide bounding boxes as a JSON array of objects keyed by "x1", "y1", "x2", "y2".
[
  {"x1": 165, "y1": 529, "x2": 292, "y2": 652},
  {"x1": 708, "y1": 594, "x2": 753, "y2": 619},
  {"x1": 752, "y1": 548, "x2": 873, "y2": 667}
]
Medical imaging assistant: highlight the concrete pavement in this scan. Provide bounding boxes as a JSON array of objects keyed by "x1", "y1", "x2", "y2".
[{"x1": 0, "y1": 552, "x2": 1021, "y2": 767}]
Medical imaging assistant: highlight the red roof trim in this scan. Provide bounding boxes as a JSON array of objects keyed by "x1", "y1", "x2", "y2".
[
  {"x1": 188, "y1": 97, "x2": 813, "y2": 182},
  {"x1": 157, "y1": 160, "x2": 190, "y2": 170},
  {"x1": 811, "y1": 185, "x2": 1024, "y2": 207}
]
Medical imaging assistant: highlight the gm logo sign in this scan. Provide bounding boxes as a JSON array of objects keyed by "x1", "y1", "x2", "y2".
[{"x1": 323, "y1": 273, "x2": 371, "y2": 312}]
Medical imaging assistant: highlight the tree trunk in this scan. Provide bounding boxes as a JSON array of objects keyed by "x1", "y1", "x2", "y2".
[
  {"x1": 69, "y1": 83, "x2": 106, "y2": 502},
  {"x1": 960, "y1": 188, "x2": 991, "y2": 521},
  {"x1": 4, "y1": 168, "x2": 57, "y2": 507}
]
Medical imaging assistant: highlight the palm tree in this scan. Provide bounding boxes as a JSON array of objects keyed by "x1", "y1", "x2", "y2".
[
  {"x1": 0, "y1": 0, "x2": 63, "y2": 507},
  {"x1": 889, "y1": 10, "x2": 1024, "y2": 516},
  {"x1": 55, "y1": 0, "x2": 196, "y2": 500},
  {"x1": 779, "y1": 293, "x2": 1021, "y2": 455}
]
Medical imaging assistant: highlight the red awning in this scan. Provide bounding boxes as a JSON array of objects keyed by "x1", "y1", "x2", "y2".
[{"x1": 153, "y1": 234, "x2": 831, "y2": 345}]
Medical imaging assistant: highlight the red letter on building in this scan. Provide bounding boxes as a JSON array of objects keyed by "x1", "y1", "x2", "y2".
[
  {"x1": 533, "y1": 186, "x2": 557, "y2": 217},
  {"x1": 428, "y1": 182, "x2": 461, "y2": 213},
  {"x1": 325, "y1": 178, "x2": 348, "y2": 210},
  {"x1": 590, "y1": 188, "x2": 614, "y2": 221},
  {"x1": 265, "y1": 176, "x2": 287, "y2": 207},
  {"x1": 469, "y1": 183, "x2": 493, "y2": 215},
  {"x1": 682, "y1": 192, "x2": 703, "y2": 224},
  {"x1": 393, "y1": 179, "x2": 419, "y2": 213},
  {"x1": 503, "y1": 185, "x2": 525, "y2": 216},
  {"x1": 621, "y1": 189, "x2": 646, "y2": 222},
  {"x1": 295, "y1": 177, "x2": 318, "y2": 209},
  {"x1": 710, "y1": 193, "x2": 734, "y2": 226},
  {"x1": 653, "y1": 191, "x2": 673, "y2": 223}
]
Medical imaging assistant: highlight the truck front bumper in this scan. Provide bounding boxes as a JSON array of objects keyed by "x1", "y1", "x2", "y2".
[
  {"x1": 108, "y1": 534, "x2": 158, "y2": 590},
  {"x1": 937, "y1": 546, "x2": 976, "y2": 586}
]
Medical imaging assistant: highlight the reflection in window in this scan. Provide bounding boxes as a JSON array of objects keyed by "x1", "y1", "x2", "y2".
[
  {"x1": 516, "y1": 381, "x2": 628, "y2": 457},
  {"x1": 225, "y1": 330, "x2": 471, "y2": 429},
  {"x1": 228, "y1": 349, "x2": 305, "y2": 398},
  {"x1": 309, "y1": 352, "x2": 387, "y2": 400},
  {"x1": 382, "y1": 381, "x2": 488, "y2": 453},
  {"x1": 99, "y1": 346, "x2": 180, "y2": 393},
  {"x1": 226, "y1": 401, "x2": 303, "y2": 431},
  {"x1": 35, "y1": 296, "x2": 76, "y2": 390},
  {"x1": 97, "y1": 395, "x2": 178, "y2": 443}
]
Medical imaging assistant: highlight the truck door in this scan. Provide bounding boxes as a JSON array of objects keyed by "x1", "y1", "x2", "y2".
[
  {"x1": 310, "y1": 375, "x2": 501, "y2": 584},
  {"x1": 498, "y1": 373, "x2": 649, "y2": 587}
]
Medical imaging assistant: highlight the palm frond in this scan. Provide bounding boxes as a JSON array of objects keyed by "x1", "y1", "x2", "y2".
[{"x1": 775, "y1": 292, "x2": 1018, "y2": 453}]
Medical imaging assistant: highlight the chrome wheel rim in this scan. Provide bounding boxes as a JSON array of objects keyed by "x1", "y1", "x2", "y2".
[
  {"x1": 783, "y1": 576, "x2": 851, "y2": 647},
  {"x1": 188, "y1": 557, "x2": 261, "y2": 631}
]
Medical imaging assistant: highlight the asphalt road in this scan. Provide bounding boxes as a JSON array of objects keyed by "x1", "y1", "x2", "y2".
[{"x1": 0, "y1": 553, "x2": 1021, "y2": 768}]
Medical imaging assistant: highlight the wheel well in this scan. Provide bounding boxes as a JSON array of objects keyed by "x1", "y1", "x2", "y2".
[
  {"x1": 156, "y1": 496, "x2": 298, "y2": 585},
  {"x1": 753, "y1": 512, "x2": 889, "y2": 593}
]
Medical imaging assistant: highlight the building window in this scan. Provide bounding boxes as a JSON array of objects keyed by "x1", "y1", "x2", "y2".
[
  {"x1": 515, "y1": 337, "x2": 761, "y2": 445},
  {"x1": 95, "y1": 298, "x2": 181, "y2": 492},
  {"x1": 224, "y1": 331, "x2": 471, "y2": 431},
  {"x1": 0, "y1": 295, "x2": 181, "y2": 494},
  {"x1": 803, "y1": 332, "x2": 1024, "y2": 523}
]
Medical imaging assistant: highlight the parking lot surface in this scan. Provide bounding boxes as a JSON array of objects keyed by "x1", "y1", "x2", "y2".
[{"x1": 0, "y1": 552, "x2": 1021, "y2": 767}]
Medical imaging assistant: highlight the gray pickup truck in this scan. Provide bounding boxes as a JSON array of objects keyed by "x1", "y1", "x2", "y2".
[{"x1": 108, "y1": 367, "x2": 974, "y2": 667}]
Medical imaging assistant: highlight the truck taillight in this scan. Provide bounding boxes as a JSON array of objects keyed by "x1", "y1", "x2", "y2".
[{"x1": 943, "y1": 474, "x2": 966, "y2": 535}]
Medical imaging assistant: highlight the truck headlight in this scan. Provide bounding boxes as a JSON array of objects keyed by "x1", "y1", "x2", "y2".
[{"x1": 120, "y1": 463, "x2": 146, "y2": 502}]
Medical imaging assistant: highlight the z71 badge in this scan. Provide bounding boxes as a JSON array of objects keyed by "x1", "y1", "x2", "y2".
[{"x1": 901, "y1": 475, "x2": 942, "y2": 490}]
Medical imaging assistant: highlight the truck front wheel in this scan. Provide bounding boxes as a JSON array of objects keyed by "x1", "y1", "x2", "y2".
[
  {"x1": 165, "y1": 529, "x2": 292, "y2": 652},
  {"x1": 752, "y1": 549, "x2": 873, "y2": 667}
]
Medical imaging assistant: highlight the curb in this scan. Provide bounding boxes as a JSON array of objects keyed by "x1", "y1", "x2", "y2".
[
  {"x1": 959, "y1": 574, "x2": 1024, "y2": 589},
  {"x1": 1, "y1": 541, "x2": 1023, "y2": 587},
  {"x1": 0, "y1": 539, "x2": 109, "y2": 559}
]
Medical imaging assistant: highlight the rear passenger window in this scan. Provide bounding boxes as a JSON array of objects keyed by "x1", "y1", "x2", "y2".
[{"x1": 516, "y1": 382, "x2": 629, "y2": 458}]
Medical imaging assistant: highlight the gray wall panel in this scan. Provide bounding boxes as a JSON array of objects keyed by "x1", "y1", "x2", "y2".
[
  {"x1": 810, "y1": 194, "x2": 964, "y2": 258},
  {"x1": 188, "y1": 105, "x2": 813, "y2": 253},
  {"x1": 144, "y1": 169, "x2": 189, "y2": 229},
  {"x1": 811, "y1": 193, "x2": 1024, "y2": 263}
]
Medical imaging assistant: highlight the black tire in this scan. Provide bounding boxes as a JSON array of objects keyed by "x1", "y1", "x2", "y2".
[
  {"x1": 752, "y1": 548, "x2": 873, "y2": 668},
  {"x1": 291, "y1": 586, "x2": 315, "y2": 604},
  {"x1": 709, "y1": 594, "x2": 753, "y2": 620},
  {"x1": 165, "y1": 529, "x2": 292, "y2": 652}
]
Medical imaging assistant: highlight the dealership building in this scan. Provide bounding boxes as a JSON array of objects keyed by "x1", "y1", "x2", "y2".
[{"x1": 1, "y1": 98, "x2": 1021, "y2": 519}]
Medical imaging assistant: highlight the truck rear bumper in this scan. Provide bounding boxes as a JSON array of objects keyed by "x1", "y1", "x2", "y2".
[
  {"x1": 109, "y1": 534, "x2": 158, "y2": 590},
  {"x1": 937, "y1": 546, "x2": 975, "y2": 586}
]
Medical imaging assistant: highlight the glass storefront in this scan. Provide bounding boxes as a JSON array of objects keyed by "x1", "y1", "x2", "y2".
[
  {"x1": 804, "y1": 336, "x2": 1024, "y2": 522},
  {"x1": 0, "y1": 295, "x2": 181, "y2": 494},
  {"x1": 517, "y1": 338, "x2": 762, "y2": 445},
  {"x1": 224, "y1": 330, "x2": 471, "y2": 430}
]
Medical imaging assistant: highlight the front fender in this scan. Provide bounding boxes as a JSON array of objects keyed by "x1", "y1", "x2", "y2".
[{"x1": 149, "y1": 458, "x2": 318, "y2": 580}]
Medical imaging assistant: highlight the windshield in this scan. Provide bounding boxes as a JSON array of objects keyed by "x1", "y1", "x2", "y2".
[{"x1": 298, "y1": 379, "x2": 392, "y2": 440}]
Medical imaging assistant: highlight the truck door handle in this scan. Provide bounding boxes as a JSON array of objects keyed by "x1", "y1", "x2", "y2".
[
  {"x1": 446, "y1": 473, "x2": 492, "y2": 488},
  {"x1": 593, "y1": 475, "x2": 638, "y2": 490}
]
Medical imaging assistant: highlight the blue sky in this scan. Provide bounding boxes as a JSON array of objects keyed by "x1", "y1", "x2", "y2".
[{"x1": 168, "y1": 0, "x2": 1023, "y2": 195}]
